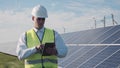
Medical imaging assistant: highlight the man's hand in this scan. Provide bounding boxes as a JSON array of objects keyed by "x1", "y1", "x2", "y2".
[
  {"x1": 36, "y1": 44, "x2": 44, "y2": 49},
  {"x1": 36, "y1": 44, "x2": 44, "y2": 53}
]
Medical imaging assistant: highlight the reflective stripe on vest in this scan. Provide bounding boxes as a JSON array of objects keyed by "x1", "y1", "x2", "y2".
[
  {"x1": 25, "y1": 58, "x2": 57, "y2": 64},
  {"x1": 25, "y1": 28, "x2": 57, "y2": 68}
]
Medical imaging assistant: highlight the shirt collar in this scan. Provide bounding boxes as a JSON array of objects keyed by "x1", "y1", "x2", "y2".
[{"x1": 33, "y1": 27, "x2": 45, "y2": 33}]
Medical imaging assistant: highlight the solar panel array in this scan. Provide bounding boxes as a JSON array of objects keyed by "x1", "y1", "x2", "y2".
[
  {"x1": 0, "y1": 25, "x2": 120, "y2": 68},
  {"x1": 59, "y1": 25, "x2": 120, "y2": 68}
]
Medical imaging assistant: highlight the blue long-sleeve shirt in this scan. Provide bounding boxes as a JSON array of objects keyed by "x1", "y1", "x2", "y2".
[{"x1": 16, "y1": 27, "x2": 68, "y2": 60}]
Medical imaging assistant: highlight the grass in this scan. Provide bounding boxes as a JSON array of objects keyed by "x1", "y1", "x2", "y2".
[{"x1": 0, "y1": 52, "x2": 24, "y2": 68}]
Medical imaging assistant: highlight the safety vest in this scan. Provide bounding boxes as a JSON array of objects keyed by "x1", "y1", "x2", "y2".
[{"x1": 25, "y1": 28, "x2": 58, "y2": 68}]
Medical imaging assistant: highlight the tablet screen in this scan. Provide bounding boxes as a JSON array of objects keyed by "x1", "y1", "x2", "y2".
[{"x1": 42, "y1": 43, "x2": 55, "y2": 56}]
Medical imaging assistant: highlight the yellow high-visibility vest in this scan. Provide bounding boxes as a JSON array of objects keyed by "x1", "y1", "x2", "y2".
[{"x1": 25, "y1": 28, "x2": 58, "y2": 68}]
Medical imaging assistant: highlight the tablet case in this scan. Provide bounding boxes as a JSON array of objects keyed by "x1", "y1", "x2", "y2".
[{"x1": 42, "y1": 43, "x2": 55, "y2": 56}]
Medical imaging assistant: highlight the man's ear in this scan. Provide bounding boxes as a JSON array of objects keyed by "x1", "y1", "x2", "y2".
[{"x1": 32, "y1": 16, "x2": 34, "y2": 21}]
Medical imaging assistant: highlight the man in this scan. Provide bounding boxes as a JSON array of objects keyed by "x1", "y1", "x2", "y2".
[{"x1": 16, "y1": 5, "x2": 68, "y2": 68}]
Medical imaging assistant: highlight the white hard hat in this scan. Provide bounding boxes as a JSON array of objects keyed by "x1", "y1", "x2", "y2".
[{"x1": 31, "y1": 5, "x2": 48, "y2": 18}]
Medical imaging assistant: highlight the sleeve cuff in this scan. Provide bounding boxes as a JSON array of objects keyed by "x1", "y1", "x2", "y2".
[{"x1": 31, "y1": 47, "x2": 37, "y2": 53}]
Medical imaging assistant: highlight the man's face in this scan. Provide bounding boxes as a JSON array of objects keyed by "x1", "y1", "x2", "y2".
[{"x1": 32, "y1": 16, "x2": 45, "y2": 29}]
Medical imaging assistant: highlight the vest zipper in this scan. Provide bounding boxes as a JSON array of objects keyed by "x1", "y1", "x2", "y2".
[{"x1": 33, "y1": 28, "x2": 46, "y2": 68}]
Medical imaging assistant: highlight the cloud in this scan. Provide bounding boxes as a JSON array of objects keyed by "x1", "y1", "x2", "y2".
[
  {"x1": 65, "y1": 1, "x2": 85, "y2": 9},
  {"x1": 87, "y1": 0, "x2": 105, "y2": 3},
  {"x1": 64, "y1": 0, "x2": 106, "y2": 10},
  {"x1": 46, "y1": 6, "x2": 120, "y2": 33},
  {"x1": 51, "y1": 3, "x2": 57, "y2": 7},
  {"x1": 46, "y1": 11, "x2": 94, "y2": 33},
  {"x1": 0, "y1": 9, "x2": 33, "y2": 43},
  {"x1": 0, "y1": 9, "x2": 32, "y2": 29},
  {"x1": 0, "y1": 5, "x2": 120, "y2": 33},
  {"x1": 116, "y1": 0, "x2": 120, "y2": 4}
]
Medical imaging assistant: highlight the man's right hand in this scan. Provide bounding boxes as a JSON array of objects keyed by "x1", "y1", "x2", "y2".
[{"x1": 35, "y1": 44, "x2": 44, "y2": 53}]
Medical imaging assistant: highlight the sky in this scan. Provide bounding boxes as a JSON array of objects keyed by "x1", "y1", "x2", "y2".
[{"x1": 0, "y1": 0, "x2": 120, "y2": 43}]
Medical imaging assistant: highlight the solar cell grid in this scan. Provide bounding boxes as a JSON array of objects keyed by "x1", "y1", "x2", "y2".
[
  {"x1": 102, "y1": 30, "x2": 120, "y2": 43},
  {"x1": 95, "y1": 48, "x2": 120, "y2": 68}
]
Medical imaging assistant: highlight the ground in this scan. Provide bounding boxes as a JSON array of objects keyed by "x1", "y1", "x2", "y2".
[{"x1": 0, "y1": 52, "x2": 24, "y2": 68}]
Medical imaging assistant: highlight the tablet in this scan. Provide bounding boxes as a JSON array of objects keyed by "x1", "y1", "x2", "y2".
[{"x1": 42, "y1": 43, "x2": 55, "y2": 56}]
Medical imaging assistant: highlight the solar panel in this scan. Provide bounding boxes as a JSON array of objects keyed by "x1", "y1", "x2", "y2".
[
  {"x1": 78, "y1": 27, "x2": 112, "y2": 43},
  {"x1": 95, "y1": 48, "x2": 120, "y2": 68},
  {"x1": 58, "y1": 45, "x2": 120, "y2": 68},
  {"x1": 59, "y1": 46, "x2": 95, "y2": 67},
  {"x1": 61, "y1": 25, "x2": 120, "y2": 44},
  {"x1": 65, "y1": 46, "x2": 106, "y2": 68},
  {"x1": 77, "y1": 45, "x2": 120, "y2": 68},
  {"x1": 113, "y1": 38, "x2": 120, "y2": 43},
  {"x1": 102, "y1": 29, "x2": 120, "y2": 43},
  {"x1": 59, "y1": 46, "x2": 81, "y2": 63},
  {"x1": 89, "y1": 25, "x2": 119, "y2": 44}
]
